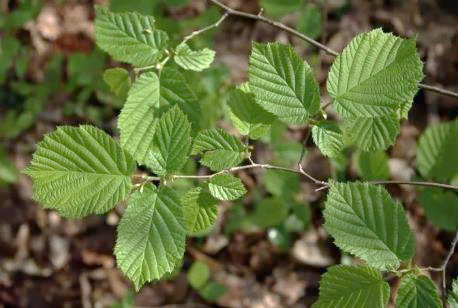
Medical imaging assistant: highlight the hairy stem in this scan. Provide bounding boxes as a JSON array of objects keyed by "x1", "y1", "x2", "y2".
[
  {"x1": 209, "y1": 0, "x2": 458, "y2": 99},
  {"x1": 181, "y1": 12, "x2": 229, "y2": 45}
]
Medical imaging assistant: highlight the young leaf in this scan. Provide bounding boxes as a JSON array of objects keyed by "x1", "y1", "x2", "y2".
[
  {"x1": 314, "y1": 265, "x2": 390, "y2": 308},
  {"x1": 118, "y1": 72, "x2": 160, "y2": 165},
  {"x1": 419, "y1": 189, "x2": 458, "y2": 231},
  {"x1": 95, "y1": 6, "x2": 168, "y2": 67},
  {"x1": 103, "y1": 67, "x2": 131, "y2": 100},
  {"x1": 115, "y1": 185, "x2": 186, "y2": 291},
  {"x1": 187, "y1": 261, "x2": 211, "y2": 289},
  {"x1": 448, "y1": 278, "x2": 458, "y2": 308},
  {"x1": 396, "y1": 274, "x2": 442, "y2": 308},
  {"x1": 416, "y1": 120, "x2": 458, "y2": 182},
  {"x1": 356, "y1": 150, "x2": 390, "y2": 181},
  {"x1": 181, "y1": 187, "x2": 218, "y2": 235},
  {"x1": 323, "y1": 182, "x2": 415, "y2": 270},
  {"x1": 147, "y1": 106, "x2": 192, "y2": 175},
  {"x1": 343, "y1": 113, "x2": 400, "y2": 151},
  {"x1": 248, "y1": 42, "x2": 320, "y2": 124},
  {"x1": 327, "y1": 28, "x2": 423, "y2": 118},
  {"x1": 192, "y1": 128, "x2": 246, "y2": 171},
  {"x1": 159, "y1": 68, "x2": 201, "y2": 132},
  {"x1": 312, "y1": 121, "x2": 345, "y2": 158},
  {"x1": 208, "y1": 173, "x2": 246, "y2": 201},
  {"x1": 23, "y1": 125, "x2": 136, "y2": 218},
  {"x1": 252, "y1": 197, "x2": 289, "y2": 229},
  {"x1": 174, "y1": 43, "x2": 215, "y2": 72}
]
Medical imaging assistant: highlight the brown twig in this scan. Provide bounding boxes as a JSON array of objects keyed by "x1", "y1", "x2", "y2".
[{"x1": 209, "y1": 0, "x2": 458, "y2": 99}]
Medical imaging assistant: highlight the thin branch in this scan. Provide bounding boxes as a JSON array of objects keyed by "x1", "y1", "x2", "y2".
[
  {"x1": 440, "y1": 231, "x2": 458, "y2": 291},
  {"x1": 169, "y1": 162, "x2": 328, "y2": 187},
  {"x1": 181, "y1": 12, "x2": 229, "y2": 45},
  {"x1": 209, "y1": 0, "x2": 337, "y2": 56},
  {"x1": 209, "y1": 0, "x2": 458, "y2": 99},
  {"x1": 368, "y1": 180, "x2": 458, "y2": 191}
]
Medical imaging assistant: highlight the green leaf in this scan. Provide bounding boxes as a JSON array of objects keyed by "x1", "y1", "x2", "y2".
[
  {"x1": 263, "y1": 169, "x2": 300, "y2": 198},
  {"x1": 227, "y1": 88, "x2": 276, "y2": 125},
  {"x1": 159, "y1": 68, "x2": 201, "y2": 132},
  {"x1": 297, "y1": 4, "x2": 322, "y2": 40},
  {"x1": 181, "y1": 187, "x2": 218, "y2": 235},
  {"x1": 312, "y1": 121, "x2": 345, "y2": 158},
  {"x1": 356, "y1": 150, "x2": 390, "y2": 181},
  {"x1": 95, "y1": 6, "x2": 168, "y2": 67},
  {"x1": 0, "y1": 147, "x2": 17, "y2": 185},
  {"x1": 314, "y1": 265, "x2": 390, "y2": 308},
  {"x1": 327, "y1": 28, "x2": 423, "y2": 118},
  {"x1": 248, "y1": 42, "x2": 320, "y2": 124},
  {"x1": 187, "y1": 261, "x2": 211, "y2": 290},
  {"x1": 147, "y1": 106, "x2": 192, "y2": 175},
  {"x1": 23, "y1": 125, "x2": 136, "y2": 218},
  {"x1": 343, "y1": 113, "x2": 400, "y2": 151},
  {"x1": 323, "y1": 182, "x2": 415, "y2": 270},
  {"x1": 252, "y1": 197, "x2": 289, "y2": 229},
  {"x1": 174, "y1": 43, "x2": 215, "y2": 71},
  {"x1": 396, "y1": 274, "x2": 441, "y2": 308},
  {"x1": 419, "y1": 189, "x2": 458, "y2": 231},
  {"x1": 118, "y1": 72, "x2": 160, "y2": 165},
  {"x1": 200, "y1": 282, "x2": 226, "y2": 301},
  {"x1": 260, "y1": 0, "x2": 302, "y2": 18},
  {"x1": 327, "y1": 29, "x2": 423, "y2": 151},
  {"x1": 208, "y1": 173, "x2": 246, "y2": 201},
  {"x1": 448, "y1": 278, "x2": 458, "y2": 308},
  {"x1": 115, "y1": 185, "x2": 186, "y2": 290},
  {"x1": 291, "y1": 203, "x2": 311, "y2": 228},
  {"x1": 416, "y1": 120, "x2": 458, "y2": 182},
  {"x1": 192, "y1": 128, "x2": 246, "y2": 171},
  {"x1": 103, "y1": 67, "x2": 131, "y2": 100}
]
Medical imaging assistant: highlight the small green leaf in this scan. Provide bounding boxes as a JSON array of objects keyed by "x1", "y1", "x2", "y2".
[
  {"x1": 118, "y1": 72, "x2": 160, "y2": 165},
  {"x1": 324, "y1": 182, "x2": 415, "y2": 270},
  {"x1": 263, "y1": 169, "x2": 299, "y2": 198},
  {"x1": 396, "y1": 274, "x2": 441, "y2": 308},
  {"x1": 174, "y1": 43, "x2": 215, "y2": 72},
  {"x1": 182, "y1": 187, "x2": 218, "y2": 235},
  {"x1": 291, "y1": 203, "x2": 311, "y2": 228},
  {"x1": 314, "y1": 265, "x2": 390, "y2": 308},
  {"x1": 248, "y1": 42, "x2": 320, "y2": 124},
  {"x1": 260, "y1": 0, "x2": 302, "y2": 18},
  {"x1": 103, "y1": 67, "x2": 131, "y2": 100},
  {"x1": 208, "y1": 173, "x2": 246, "y2": 201},
  {"x1": 115, "y1": 185, "x2": 186, "y2": 291},
  {"x1": 356, "y1": 150, "x2": 390, "y2": 181},
  {"x1": 416, "y1": 120, "x2": 458, "y2": 182},
  {"x1": 95, "y1": 6, "x2": 168, "y2": 67},
  {"x1": 147, "y1": 106, "x2": 192, "y2": 175},
  {"x1": 200, "y1": 281, "x2": 226, "y2": 302},
  {"x1": 23, "y1": 125, "x2": 136, "y2": 218},
  {"x1": 448, "y1": 278, "x2": 458, "y2": 308},
  {"x1": 252, "y1": 197, "x2": 289, "y2": 229},
  {"x1": 0, "y1": 147, "x2": 17, "y2": 185},
  {"x1": 227, "y1": 88, "x2": 276, "y2": 126},
  {"x1": 192, "y1": 128, "x2": 246, "y2": 171},
  {"x1": 312, "y1": 121, "x2": 345, "y2": 158},
  {"x1": 187, "y1": 261, "x2": 211, "y2": 290},
  {"x1": 297, "y1": 4, "x2": 322, "y2": 40},
  {"x1": 419, "y1": 189, "x2": 458, "y2": 231}
]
